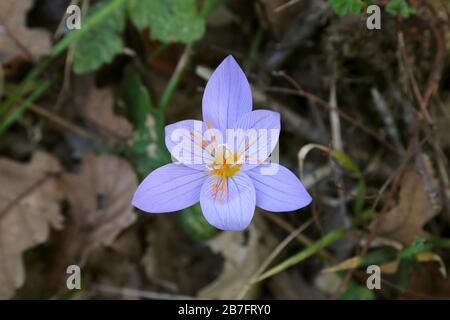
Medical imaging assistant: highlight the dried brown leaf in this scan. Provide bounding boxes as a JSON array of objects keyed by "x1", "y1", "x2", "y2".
[
  {"x1": 374, "y1": 164, "x2": 439, "y2": 244},
  {"x1": 141, "y1": 218, "x2": 222, "y2": 295},
  {"x1": 0, "y1": 0, "x2": 52, "y2": 63},
  {"x1": 0, "y1": 151, "x2": 63, "y2": 299},
  {"x1": 84, "y1": 88, "x2": 133, "y2": 145},
  {"x1": 60, "y1": 154, "x2": 137, "y2": 262},
  {"x1": 198, "y1": 217, "x2": 276, "y2": 299}
]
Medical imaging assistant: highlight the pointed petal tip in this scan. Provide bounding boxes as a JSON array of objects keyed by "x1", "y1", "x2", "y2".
[
  {"x1": 224, "y1": 54, "x2": 236, "y2": 63},
  {"x1": 300, "y1": 191, "x2": 313, "y2": 208},
  {"x1": 247, "y1": 164, "x2": 312, "y2": 212},
  {"x1": 202, "y1": 53, "x2": 252, "y2": 130},
  {"x1": 216, "y1": 54, "x2": 248, "y2": 77}
]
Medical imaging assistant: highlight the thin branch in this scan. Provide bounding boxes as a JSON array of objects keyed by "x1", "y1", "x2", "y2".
[
  {"x1": 267, "y1": 73, "x2": 402, "y2": 155},
  {"x1": 91, "y1": 284, "x2": 197, "y2": 300},
  {"x1": 236, "y1": 219, "x2": 313, "y2": 299},
  {"x1": 29, "y1": 103, "x2": 98, "y2": 141}
]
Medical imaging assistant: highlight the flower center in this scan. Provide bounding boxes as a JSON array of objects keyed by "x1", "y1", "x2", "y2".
[
  {"x1": 206, "y1": 145, "x2": 241, "y2": 201},
  {"x1": 210, "y1": 146, "x2": 241, "y2": 178}
]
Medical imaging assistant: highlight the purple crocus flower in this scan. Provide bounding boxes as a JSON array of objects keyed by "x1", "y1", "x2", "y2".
[{"x1": 132, "y1": 55, "x2": 311, "y2": 231}]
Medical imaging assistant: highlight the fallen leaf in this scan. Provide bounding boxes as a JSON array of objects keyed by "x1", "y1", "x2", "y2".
[
  {"x1": 141, "y1": 217, "x2": 221, "y2": 295},
  {"x1": 322, "y1": 256, "x2": 361, "y2": 273},
  {"x1": 0, "y1": 0, "x2": 52, "y2": 63},
  {"x1": 198, "y1": 217, "x2": 276, "y2": 299},
  {"x1": 373, "y1": 164, "x2": 439, "y2": 245},
  {"x1": 0, "y1": 151, "x2": 63, "y2": 299},
  {"x1": 416, "y1": 252, "x2": 447, "y2": 278},
  {"x1": 379, "y1": 260, "x2": 400, "y2": 274},
  {"x1": 60, "y1": 154, "x2": 137, "y2": 262},
  {"x1": 84, "y1": 88, "x2": 133, "y2": 145},
  {"x1": 402, "y1": 265, "x2": 450, "y2": 299}
]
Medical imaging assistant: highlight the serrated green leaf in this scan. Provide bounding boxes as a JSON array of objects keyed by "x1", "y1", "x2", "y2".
[
  {"x1": 73, "y1": 0, "x2": 126, "y2": 74},
  {"x1": 128, "y1": 0, "x2": 205, "y2": 44},
  {"x1": 386, "y1": 0, "x2": 415, "y2": 18},
  {"x1": 329, "y1": 0, "x2": 363, "y2": 16}
]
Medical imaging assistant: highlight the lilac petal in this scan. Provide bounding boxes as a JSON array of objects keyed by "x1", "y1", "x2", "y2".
[
  {"x1": 132, "y1": 163, "x2": 207, "y2": 213},
  {"x1": 165, "y1": 120, "x2": 213, "y2": 168},
  {"x1": 247, "y1": 164, "x2": 312, "y2": 212},
  {"x1": 202, "y1": 55, "x2": 252, "y2": 132},
  {"x1": 229, "y1": 110, "x2": 280, "y2": 169},
  {"x1": 200, "y1": 172, "x2": 256, "y2": 231}
]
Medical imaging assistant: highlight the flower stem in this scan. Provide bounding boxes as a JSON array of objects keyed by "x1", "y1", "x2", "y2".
[{"x1": 158, "y1": 45, "x2": 192, "y2": 112}]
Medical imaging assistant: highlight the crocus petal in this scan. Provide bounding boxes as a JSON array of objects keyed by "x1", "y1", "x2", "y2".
[
  {"x1": 202, "y1": 55, "x2": 252, "y2": 133},
  {"x1": 165, "y1": 120, "x2": 213, "y2": 168},
  {"x1": 132, "y1": 163, "x2": 207, "y2": 213},
  {"x1": 247, "y1": 164, "x2": 312, "y2": 212},
  {"x1": 200, "y1": 172, "x2": 256, "y2": 231},
  {"x1": 229, "y1": 110, "x2": 280, "y2": 169}
]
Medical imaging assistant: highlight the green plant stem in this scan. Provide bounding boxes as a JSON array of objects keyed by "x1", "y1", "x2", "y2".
[
  {"x1": 0, "y1": 59, "x2": 50, "y2": 118},
  {"x1": 158, "y1": 45, "x2": 192, "y2": 112},
  {"x1": 244, "y1": 27, "x2": 264, "y2": 72},
  {"x1": 254, "y1": 228, "x2": 345, "y2": 283},
  {"x1": 158, "y1": 0, "x2": 225, "y2": 113},
  {"x1": 0, "y1": 80, "x2": 50, "y2": 135}
]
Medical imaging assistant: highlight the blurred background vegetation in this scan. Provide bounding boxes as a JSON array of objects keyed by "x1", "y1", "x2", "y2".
[{"x1": 0, "y1": 0, "x2": 450, "y2": 300}]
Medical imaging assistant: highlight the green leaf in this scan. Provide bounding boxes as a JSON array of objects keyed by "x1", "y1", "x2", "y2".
[
  {"x1": 397, "y1": 258, "x2": 413, "y2": 290},
  {"x1": 330, "y1": 150, "x2": 361, "y2": 175},
  {"x1": 73, "y1": 0, "x2": 126, "y2": 74},
  {"x1": 400, "y1": 238, "x2": 433, "y2": 260},
  {"x1": 386, "y1": 0, "x2": 415, "y2": 17},
  {"x1": 124, "y1": 70, "x2": 155, "y2": 130},
  {"x1": 298, "y1": 144, "x2": 362, "y2": 180},
  {"x1": 357, "y1": 208, "x2": 376, "y2": 222},
  {"x1": 323, "y1": 247, "x2": 398, "y2": 273},
  {"x1": 340, "y1": 279, "x2": 375, "y2": 300},
  {"x1": 427, "y1": 236, "x2": 450, "y2": 248},
  {"x1": 123, "y1": 70, "x2": 169, "y2": 178},
  {"x1": 178, "y1": 204, "x2": 219, "y2": 242},
  {"x1": 254, "y1": 229, "x2": 345, "y2": 283},
  {"x1": 328, "y1": 0, "x2": 363, "y2": 16},
  {"x1": 353, "y1": 177, "x2": 366, "y2": 216},
  {"x1": 128, "y1": 0, "x2": 205, "y2": 44}
]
